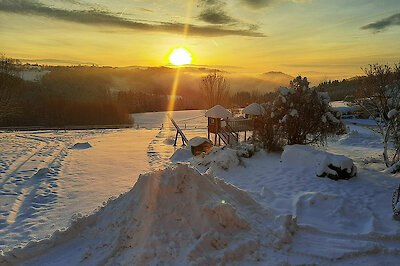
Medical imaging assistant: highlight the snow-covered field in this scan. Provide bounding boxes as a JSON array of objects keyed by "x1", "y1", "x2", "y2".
[{"x1": 1, "y1": 110, "x2": 400, "y2": 265}]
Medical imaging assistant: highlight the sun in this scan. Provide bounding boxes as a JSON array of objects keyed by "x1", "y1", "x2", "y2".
[{"x1": 168, "y1": 47, "x2": 192, "y2": 66}]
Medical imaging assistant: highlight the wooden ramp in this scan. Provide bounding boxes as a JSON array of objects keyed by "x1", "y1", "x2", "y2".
[{"x1": 168, "y1": 114, "x2": 188, "y2": 146}]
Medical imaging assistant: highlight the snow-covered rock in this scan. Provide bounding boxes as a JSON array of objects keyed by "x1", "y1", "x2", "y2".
[{"x1": 281, "y1": 145, "x2": 357, "y2": 180}]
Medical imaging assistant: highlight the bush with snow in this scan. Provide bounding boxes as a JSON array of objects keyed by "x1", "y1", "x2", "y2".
[
  {"x1": 235, "y1": 142, "x2": 258, "y2": 158},
  {"x1": 255, "y1": 76, "x2": 345, "y2": 151}
]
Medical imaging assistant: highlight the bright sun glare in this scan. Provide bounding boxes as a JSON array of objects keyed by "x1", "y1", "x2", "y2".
[{"x1": 168, "y1": 47, "x2": 192, "y2": 66}]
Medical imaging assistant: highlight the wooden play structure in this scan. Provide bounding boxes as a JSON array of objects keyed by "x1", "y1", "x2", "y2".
[{"x1": 205, "y1": 104, "x2": 264, "y2": 146}]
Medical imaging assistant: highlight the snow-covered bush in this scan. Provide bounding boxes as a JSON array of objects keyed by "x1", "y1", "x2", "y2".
[
  {"x1": 255, "y1": 76, "x2": 345, "y2": 150},
  {"x1": 235, "y1": 142, "x2": 258, "y2": 158},
  {"x1": 193, "y1": 144, "x2": 259, "y2": 171}
]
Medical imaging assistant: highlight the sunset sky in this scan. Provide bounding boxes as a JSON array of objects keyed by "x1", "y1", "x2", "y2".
[{"x1": 0, "y1": 0, "x2": 399, "y2": 81}]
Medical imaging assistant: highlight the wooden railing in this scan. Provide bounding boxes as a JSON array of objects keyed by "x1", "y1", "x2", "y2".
[{"x1": 226, "y1": 118, "x2": 253, "y2": 132}]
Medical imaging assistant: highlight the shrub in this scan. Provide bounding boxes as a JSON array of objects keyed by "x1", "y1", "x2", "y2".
[{"x1": 255, "y1": 76, "x2": 345, "y2": 151}]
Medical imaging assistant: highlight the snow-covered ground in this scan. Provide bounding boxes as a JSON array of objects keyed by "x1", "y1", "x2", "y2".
[{"x1": 1, "y1": 110, "x2": 400, "y2": 264}]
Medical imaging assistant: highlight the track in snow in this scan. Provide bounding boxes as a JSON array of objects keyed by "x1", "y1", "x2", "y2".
[{"x1": 0, "y1": 134, "x2": 68, "y2": 247}]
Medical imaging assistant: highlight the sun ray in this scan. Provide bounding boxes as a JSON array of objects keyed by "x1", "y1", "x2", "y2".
[{"x1": 166, "y1": 0, "x2": 194, "y2": 115}]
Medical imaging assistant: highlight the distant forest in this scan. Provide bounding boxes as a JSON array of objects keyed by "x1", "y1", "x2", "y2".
[
  {"x1": 0, "y1": 55, "x2": 365, "y2": 127},
  {"x1": 316, "y1": 78, "x2": 364, "y2": 101}
]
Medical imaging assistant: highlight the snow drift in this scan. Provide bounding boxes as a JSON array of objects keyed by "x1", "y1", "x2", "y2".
[
  {"x1": 0, "y1": 164, "x2": 297, "y2": 265},
  {"x1": 282, "y1": 145, "x2": 357, "y2": 180},
  {"x1": 70, "y1": 142, "x2": 92, "y2": 150}
]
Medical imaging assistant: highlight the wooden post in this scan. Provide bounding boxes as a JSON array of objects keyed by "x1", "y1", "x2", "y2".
[{"x1": 174, "y1": 131, "x2": 179, "y2": 146}]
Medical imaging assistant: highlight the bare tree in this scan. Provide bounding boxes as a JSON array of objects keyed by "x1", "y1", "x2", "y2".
[
  {"x1": 355, "y1": 63, "x2": 400, "y2": 167},
  {"x1": 200, "y1": 71, "x2": 229, "y2": 108}
]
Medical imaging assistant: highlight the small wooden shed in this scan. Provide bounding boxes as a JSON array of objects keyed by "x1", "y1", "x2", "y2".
[{"x1": 205, "y1": 105, "x2": 233, "y2": 145}]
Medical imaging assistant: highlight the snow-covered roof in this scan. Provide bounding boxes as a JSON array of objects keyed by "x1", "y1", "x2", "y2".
[
  {"x1": 243, "y1": 103, "x2": 265, "y2": 116},
  {"x1": 205, "y1": 105, "x2": 232, "y2": 118}
]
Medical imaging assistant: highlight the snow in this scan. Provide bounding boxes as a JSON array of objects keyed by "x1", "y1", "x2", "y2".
[
  {"x1": 188, "y1": 136, "x2": 212, "y2": 147},
  {"x1": 388, "y1": 109, "x2": 398, "y2": 119},
  {"x1": 20, "y1": 70, "x2": 50, "y2": 82},
  {"x1": 278, "y1": 87, "x2": 293, "y2": 96},
  {"x1": 330, "y1": 101, "x2": 357, "y2": 115},
  {"x1": 205, "y1": 105, "x2": 232, "y2": 119},
  {"x1": 326, "y1": 111, "x2": 340, "y2": 123},
  {"x1": 1, "y1": 111, "x2": 400, "y2": 264},
  {"x1": 193, "y1": 147, "x2": 241, "y2": 171},
  {"x1": 0, "y1": 164, "x2": 297, "y2": 265},
  {"x1": 242, "y1": 103, "x2": 265, "y2": 116},
  {"x1": 289, "y1": 109, "x2": 298, "y2": 117},
  {"x1": 281, "y1": 145, "x2": 356, "y2": 178},
  {"x1": 170, "y1": 148, "x2": 192, "y2": 162},
  {"x1": 70, "y1": 142, "x2": 92, "y2": 149}
]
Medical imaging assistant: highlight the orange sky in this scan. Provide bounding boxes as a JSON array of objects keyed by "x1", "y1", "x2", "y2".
[{"x1": 1, "y1": 0, "x2": 399, "y2": 82}]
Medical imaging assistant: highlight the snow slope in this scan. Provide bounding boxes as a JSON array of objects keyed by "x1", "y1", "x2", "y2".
[{"x1": 1, "y1": 111, "x2": 400, "y2": 265}]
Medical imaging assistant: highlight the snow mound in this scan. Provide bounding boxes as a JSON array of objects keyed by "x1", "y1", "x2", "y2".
[
  {"x1": 281, "y1": 145, "x2": 356, "y2": 180},
  {"x1": 194, "y1": 147, "x2": 240, "y2": 170},
  {"x1": 339, "y1": 130, "x2": 382, "y2": 148},
  {"x1": 1, "y1": 164, "x2": 297, "y2": 265},
  {"x1": 163, "y1": 136, "x2": 175, "y2": 145},
  {"x1": 295, "y1": 192, "x2": 374, "y2": 235},
  {"x1": 170, "y1": 148, "x2": 192, "y2": 162},
  {"x1": 70, "y1": 142, "x2": 92, "y2": 150}
]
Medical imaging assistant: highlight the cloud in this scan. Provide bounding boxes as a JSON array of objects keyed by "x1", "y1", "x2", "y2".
[
  {"x1": 197, "y1": 0, "x2": 237, "y2": 25},
  {"x1": 0, "y1": 0, "x2": 265, "y2": 37},
  {"x1": 198, "y1": 8, "x2": 237, "y2": 24},
  {"x1": 240, "y1": 0, "x2": 313, "y2": 9},
  {"x1": 240, "y1": 0, "x2": 274, "y2": 9},
  {"x1": 361, "y1": 13, "x2": 400, "y2": 32}
]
